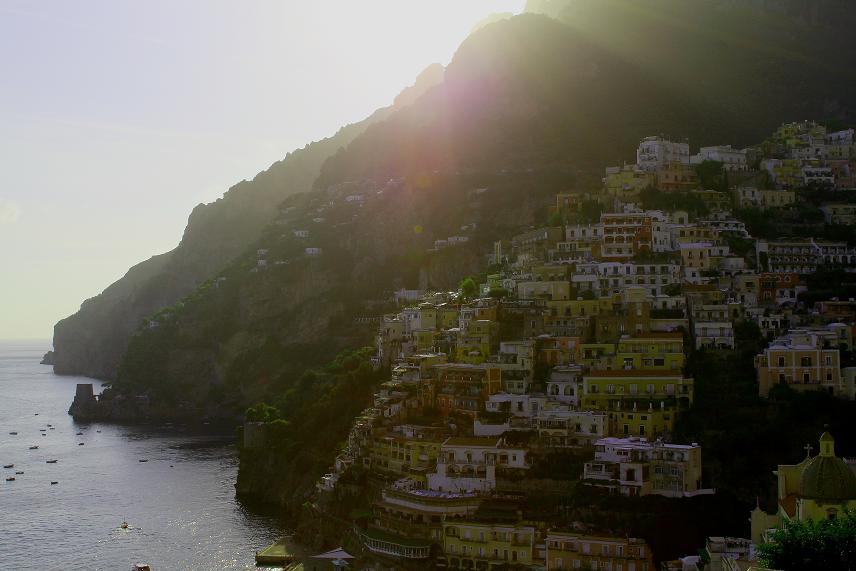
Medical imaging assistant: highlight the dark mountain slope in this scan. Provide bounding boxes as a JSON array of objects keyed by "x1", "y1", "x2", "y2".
[
  {"x1": 51, "y1": 68, "x2": 444, "y2": 380},
  {"x1": 316, "y1": 8, "x2": 856, "y2": 188}
]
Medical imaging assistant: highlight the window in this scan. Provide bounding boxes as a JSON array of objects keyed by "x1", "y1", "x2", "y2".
[{"x1": 778, "y1": 356, "x2": 785, "y2": 367}]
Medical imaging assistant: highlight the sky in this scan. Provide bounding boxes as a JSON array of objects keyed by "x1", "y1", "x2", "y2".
[{"x1": 0, "y1": 0, "x2": 524, "y2": 340}]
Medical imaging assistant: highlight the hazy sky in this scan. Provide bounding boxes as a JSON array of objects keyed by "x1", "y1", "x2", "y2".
[{"x1": 0, "y1": 1, "x2": 524, "y2": 340}]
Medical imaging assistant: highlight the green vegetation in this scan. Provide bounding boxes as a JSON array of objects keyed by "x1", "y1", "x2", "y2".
[
  {"x1": 639, "y1": 187, "x2": 709, "y2": 218},
  {"x1": 459, "y1": 276, "x2": 479, "y2": 299},
  {"x1": 695, "y1": 160, "x2": 728, "y2": 193},
  {"x1": 676, "y1": 336, "x2": 856, "y2": 506},
  {"x1": 237, "y1": 347, "x2": 385, "y2": 506},
  {"x1": 759, "y1": 512, "x2": 856, "y2": 570}
]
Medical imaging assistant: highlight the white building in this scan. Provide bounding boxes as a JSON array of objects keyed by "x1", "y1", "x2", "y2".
[
  {"x1": 427, "y1": 437, "x2": 528, "y2": 493},
  {"x1": 637, "y1": 136, "x2": 690, "y2": 172},
  {"x1": 691, "y1": 145, "x2": 748, "y2": 171},
  {"x1": 583, "y1": 437, "x2": 710, "y2": 498}
]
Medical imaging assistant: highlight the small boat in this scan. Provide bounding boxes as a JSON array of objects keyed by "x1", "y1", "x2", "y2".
[
  {"x1": 132, "y1": 564, "x2": 152, "y2": 571},
  {"x1": 96, "y1": 430, "x2": 102, "y2": 433},
  {"x1": 78, "y1": 443, "x2": 85, "y2": 446},
  {"x1": 76, "y1": 432, "x2": 83, "y2": 436},
  {"x1": 15, "y1": 471, "x2": 23, "y2": 475},
  {"x1": 47, "y1": 424, "x2": 52, "y2": 427},
  {"x1": 49, "y1": 427, "x2": 55, "y2": 430},
  {"x1": 8, "y1": 431, "x2": 17, "y2": 435},
  {"x1": 121, "y1": 521, "x2": 129, "y2": 529},
  {"x1": 50, "y1": 481, "x2": 58, "y2": 485},
  {"x1": 46, "y1": 460, "x2": 58, "y2": 464},
  {"x1": 34, "y1": 413, "x2": 38, "y2": 416},
  {"x1": 29, "y1": 446, "x2": 38, "y2": 450},
  {"x1": 3, "y1": 464, "x2": 13, "y2": 469},
  {"x1": 6, "y1": 477, "x2": 14, "y2": 482},
  {"x1": 138, "y1": 459, "x2": 148, "y2": 463},
  {"x1": 39, "y1": 429, "x2": 46, "y2": 432}
]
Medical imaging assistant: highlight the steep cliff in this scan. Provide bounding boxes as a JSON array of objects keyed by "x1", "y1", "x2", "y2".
[{"x1": 50, "y1": 67, "x2": 445, "y2": 380}]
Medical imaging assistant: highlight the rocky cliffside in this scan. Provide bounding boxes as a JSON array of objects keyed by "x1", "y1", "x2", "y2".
[{"x1": 50, "y1": 67, "x2": 445, "y2": 381}]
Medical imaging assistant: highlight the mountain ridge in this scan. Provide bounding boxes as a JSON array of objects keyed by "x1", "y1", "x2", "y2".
[{"x1": 50, "y1": 65, "x2": 446, "y2": 380}]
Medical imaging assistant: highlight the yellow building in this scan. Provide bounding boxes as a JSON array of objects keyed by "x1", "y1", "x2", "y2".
[
  {"x1": 578, "y1": 343, "x2": 617, "y2": 371},
  {"x1": 413, "y1": 329, "x2": 437, "y2": 353},
  {"x1": 751, "y1": 432, "x2": 856, "y2": 544},
  {"x1": 582, "y1": 371, "x2": 694, "y2": 437},
  {"x1": 673, "y1": 225, "x2": 716, "y2": 246},
  {"x1": 820, "y1": 203, "x2": 856, "y2": 225},
  {"x1": 438, "y1": 304, "x2": 461, "y2": 329},
  {"x1": 582, "y1": 371, "x2": 693, "y2": 408},
  {"x1": 418, "y1": 304, "x2": 438, "y2": 331},
  {"x1": 679, "y1": 243, "x2": 713, "y2": 271},
  {"x1": 455, "y1": 320, "x2": 498, "y2": 364},
  {"x1": 755, "y1": 339, "x2": 842, "y2": 397},
  {"x1": 655, "y1": 162, "x2": 699, "y2": 192},
  {"x1": 517, "y1": 281, "x2": 571, "y2": 301},
  {"x1": 610, "y1": 406, "x2": 675, "y2": 439},
  {"x1": 615, "y1": 332, "x2": 685, "y2": 371},
  {"x1": 546, "y1": 531, "x2": 653, "y2": 571},
  {"x1": 369, "y1": 433, "x2": 443, "y2": 481},
  {"x1": 603, "y1": 164, "x2": 654, "y2": 200},
  {"x1": 443, "y1": 521, "x2": 535, "y2": 570}
]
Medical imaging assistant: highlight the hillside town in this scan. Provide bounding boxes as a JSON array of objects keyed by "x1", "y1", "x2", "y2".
[{"x1": 248, "y1": 121, "x2": 856, "y2": 570}]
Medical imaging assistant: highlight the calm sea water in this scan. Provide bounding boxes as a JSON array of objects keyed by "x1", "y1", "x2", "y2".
[{"x1": 0, "y1": 341, "x2": 286, "y2": 571}]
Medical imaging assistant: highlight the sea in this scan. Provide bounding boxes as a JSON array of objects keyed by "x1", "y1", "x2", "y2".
[{"x1": 0, "y1": 341, "x2": 286, "y2": 571}]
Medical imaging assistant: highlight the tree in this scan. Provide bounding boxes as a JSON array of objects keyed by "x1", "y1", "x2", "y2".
[
  {"x1": 488, "y1": 287, "x2": 510, "y2": 299},
  {"x1": 578, "y1": 199, "x2": 603, "y2": 224},
  {"x1": 460, "y1": 276, "x2": 478, "y2": 299},
  {"x1": 547, "y1": 211, "x2": 564, "y2": 227},
  {"x1": 245, "y1": 402, "x2": 280, "y2": 423},
  {"x1": 663, "y1": 283, "x2": 682, "y2": 296},
  {"x1": 758, "y1": 513, "x2": 856, "y2": 570}
]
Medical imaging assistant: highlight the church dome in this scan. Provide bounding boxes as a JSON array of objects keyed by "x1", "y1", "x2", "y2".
[{"x1": 799, "y1": 432, "x2": 856, "y2": 501}]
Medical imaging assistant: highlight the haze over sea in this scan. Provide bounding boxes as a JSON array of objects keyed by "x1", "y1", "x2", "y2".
[{"x1": 0, "y1": 341, "x2": 284, "y2": 570}]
